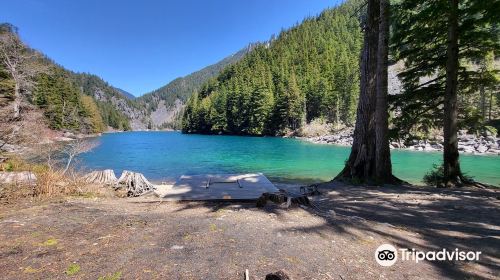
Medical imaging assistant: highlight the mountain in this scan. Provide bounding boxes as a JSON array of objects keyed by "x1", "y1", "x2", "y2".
[
  {"x1": 182, "y1": 0, "x2": 363, "y2": 135},
  {"x1": 113, "y1": 87, "x2": 135, "y2": 100},
  {"x1": 136, "y1": 45, "x2": 255, "y2": 129},
  {"x1": 0, "y1": 23, "x2": 148, "y2": 134},
  {"x1": 68, "y1": 72, "x2": 149, "y2": 130}
]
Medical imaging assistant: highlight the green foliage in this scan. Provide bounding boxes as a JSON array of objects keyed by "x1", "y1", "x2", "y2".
[
  {"x1": 1, "y1": 24, "x2": 132, "y2": 133},
  {"x1": 182, "y1": 0, "x2": 363, "y2": 135},
  {"x1": 80, "y1": 95, "x2": 105, "y2": 133},
  {"x1": 423, "y1": 163, "x2": 474, "y2": 187},
  {"x1": 68, "y1": 72, "x2": 133, "y2": 130},
  {"x1": 483, "y1": 125, "x2": 498, "y2": 137},
  {"x1": 98, "y1": 271, "x2": 122, "y2": 280},
  {"x1": 33, "y1": 69, "x2": 97, "y2": 132},
  {"x1": 137, "y1": 47, "x2": 250, "y2": 113},
  {"x1": 0, "y1": 65, "x2": 15, "y2": 102},
  {"x1": 97, "y1": 101, "x2": 131, "y2": 131},
  {"x1": 391, "y1": 0, "x2": 500, "y2": 139},
  {"x1": 423, "y1": 164, "x2": 446, "y2": 187},
  {"x1": 65, "y1": 263, "x2": 80, "y2": 276}
]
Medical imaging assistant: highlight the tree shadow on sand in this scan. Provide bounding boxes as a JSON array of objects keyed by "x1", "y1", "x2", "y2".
[{"x1": 157, "y1": 182, "x2": 500, "y2": 279}]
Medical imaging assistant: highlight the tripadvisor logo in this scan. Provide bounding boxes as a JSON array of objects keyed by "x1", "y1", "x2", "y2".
[
  {"x1": 375, "y1": 244, "x2": 481, "y2": 267},
  {"x1": 375, "y1": 244, "x2": 398, "y2": 266}
]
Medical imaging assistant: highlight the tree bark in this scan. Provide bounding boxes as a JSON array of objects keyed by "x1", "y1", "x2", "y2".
[
  {"x1": 13, "y1": 79, "x2": 20, "y2": 119},
  {"x1": 335, "y1": 0, "x2": 379, "y2": 183},
  {"x1": 443, "y1": 0, "x2": 462, "y2": 187},
  {"x1": 117, "y1": 170, "x2": 156, "y2": 196},
  {"x1": 375, "y1": 0, "x2": 392, "y2": 182},
  {"x1": 84, "y1": 169, "x2": 118, "y2": 185}
]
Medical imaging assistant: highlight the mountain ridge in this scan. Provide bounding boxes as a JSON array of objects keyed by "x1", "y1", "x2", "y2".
[{"x1": 135, "y1": 44, "x2": 256, "y2": 129}]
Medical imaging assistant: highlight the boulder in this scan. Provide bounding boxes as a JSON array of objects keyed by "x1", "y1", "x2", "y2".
[{"x1": 476, "y1": 145, "x2": 488, "y2": 153}]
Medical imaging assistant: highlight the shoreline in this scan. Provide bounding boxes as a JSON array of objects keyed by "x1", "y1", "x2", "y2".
[{"x1": 295, "y1": 130, "x2": 500, "y2": 156}]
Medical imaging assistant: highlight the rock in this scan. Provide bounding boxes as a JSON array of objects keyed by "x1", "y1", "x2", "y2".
[
  {"x1": 462, "y1": 146, "x2": 475, "y2": 153},
  {"x1": 391, "y1": 142, "x2": 400, "y2": 148},
  {"x1": 54, "y1": 136, "x2": 74, "y2": 142},
  {"x1": 476, "y1": 145, "x2": 488, "y2": 153},
  {"x1": 432, "y1": 143, "x2": 443, "y2": 149},
  {"x1": 0, "y1": 143, "x2": 23, "y2": 153},
  {"x1": 63, "y1": 131, "x2": 76, "y2": 138},
  {"x1": 486, "y1": 136, "x2": 496, "y2": 143}
]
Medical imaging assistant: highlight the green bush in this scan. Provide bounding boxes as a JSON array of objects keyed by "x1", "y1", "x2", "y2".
[
  {"x1": 423, "y1": 163, "x2": 474, "y2": 187},
  {"x1": 423, "y1": 164, "x2": 445, "y2": 187}
]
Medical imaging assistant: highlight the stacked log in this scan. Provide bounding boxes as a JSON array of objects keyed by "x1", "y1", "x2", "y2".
[
  {"x1": 117, "y1": 170, "x2": 156, "y2": 197},
  {"x1": 83, "y1": 169, "x2": 117, "y2": 185}
]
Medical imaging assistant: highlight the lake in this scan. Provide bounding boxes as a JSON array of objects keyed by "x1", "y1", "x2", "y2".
[{"x1": 78, "y1": 131, "x2": 500, "y2": 186}]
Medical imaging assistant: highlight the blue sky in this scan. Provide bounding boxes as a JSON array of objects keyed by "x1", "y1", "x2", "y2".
[{"x1": 1, "y1": 0, "x2": 340, "y2": 96}]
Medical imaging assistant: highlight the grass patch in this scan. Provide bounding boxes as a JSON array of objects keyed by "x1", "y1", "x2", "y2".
[
  {"x1": 183, "y1": 233, "x2": 192, "y2": 241},
  {"x1": 98, "y1": 271, "x2": 122, "y2": 280},
  {"x1": 209, "y1": 223, "x2": 217, "y2": 232},
  {"x1": 42, "y1": 238, "x2": 58, "y2": 246},
  {"x1": 65, "y1": 263, "x2": 80, "y2": 276},
  {"x1": 23, "y1": 266, "x2": 41, "y2": 273}
]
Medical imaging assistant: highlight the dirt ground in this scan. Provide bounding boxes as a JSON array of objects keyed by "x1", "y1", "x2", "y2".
[{"x1": 0, "y1": 182, "x2": 499, "y2": 279}]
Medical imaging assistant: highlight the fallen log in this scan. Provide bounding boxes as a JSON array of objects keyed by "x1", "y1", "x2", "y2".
[
  {"x1": 117, "y1": 170, "x2": 156, "y2": 197},
  {"x1": 0, "y1": 171, "x2": 37, "y2": 185},
  {"x1": 83, "y1": 169, "x2": 117, "y2": 185}
]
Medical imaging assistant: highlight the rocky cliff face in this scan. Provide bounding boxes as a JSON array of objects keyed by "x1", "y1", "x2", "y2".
[{"x1": 92, "y1": 88, "x2": 149, "y2": 130}]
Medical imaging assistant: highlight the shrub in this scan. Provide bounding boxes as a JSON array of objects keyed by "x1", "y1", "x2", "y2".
[
  {"x1": 423, "y1": 164, "x2": 445, "y2": 187},
  {"x1": 423, "y1": 163, "x2": 474, "y2": 187},
  {"x1": 65, "y1": 263, "x2": 80, "y2": 276}
]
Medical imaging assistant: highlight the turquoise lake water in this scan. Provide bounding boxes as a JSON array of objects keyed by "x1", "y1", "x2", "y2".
[{"x1": 78, "y1": 131, "x2": 500, "y2": 186}]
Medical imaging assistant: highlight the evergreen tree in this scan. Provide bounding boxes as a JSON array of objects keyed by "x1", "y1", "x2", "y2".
[
  {"x1": 392, "y1": 0, "x2": 499, "y2": 186},
  {"x1": 182, "y1": 0, "x2": 363, "y2": 135}
]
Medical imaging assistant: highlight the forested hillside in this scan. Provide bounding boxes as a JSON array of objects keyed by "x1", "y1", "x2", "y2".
[
  {"x1": 136, "y1": 45, "x2": 253, "y2": 129},
  {"x1": 183, "y1": 0, "x2": 499, "y2": 138},
  {"x1": 0, "y1": 23, "x2": 145, "y2": 135},
  {"x1": 182, "y1": 1, "x2": 363, "y2": 135}
]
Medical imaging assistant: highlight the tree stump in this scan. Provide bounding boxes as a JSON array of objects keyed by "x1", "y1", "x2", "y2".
[
  {"x1": 256, "y1": 191, "x2": 310, "y2": 208},
  {"x1": 83, "y1": 169, "x2": 117, "y2": 185},
  {"x1": 117, "y1": 170, "x2": 156, "y2": 197}
]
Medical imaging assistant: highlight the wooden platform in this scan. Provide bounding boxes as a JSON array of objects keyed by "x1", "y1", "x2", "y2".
[{"x1": 161, "y1": 173, "x2": 279, "y2": 201}]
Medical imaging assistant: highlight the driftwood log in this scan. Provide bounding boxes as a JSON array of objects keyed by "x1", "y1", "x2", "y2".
[
  {"x1": 117, "y1": 170, "x2": 156, "y2": 197},
  {"x1": 83, "y1": 169, "x2": 117, "y2": 185},
  {"x1": 0, "y1": 171, "x2": 36, "y2": 185}
]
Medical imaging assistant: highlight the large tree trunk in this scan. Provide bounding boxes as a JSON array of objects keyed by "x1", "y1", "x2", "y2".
[
  {"x1": 375, "y1": 0, "x2": 393, "y2": 182},
  {"x1": 335, "y1": 0, "x2": 379, "y2": 183},
  {"x1": 443, "y1": 0, "x2": 462, "y2": 187}
]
